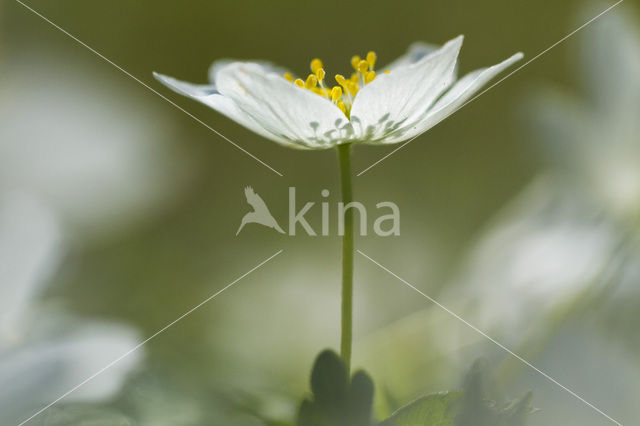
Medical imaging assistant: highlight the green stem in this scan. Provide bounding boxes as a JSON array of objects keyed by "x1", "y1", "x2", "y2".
[{"x1": 337, "y1": 143, "x2": 354, "y2": 375}]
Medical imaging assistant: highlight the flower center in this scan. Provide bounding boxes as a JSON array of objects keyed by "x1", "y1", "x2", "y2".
[{"x1": 283, "y1": 51, "x2": 388, "y2": 118}]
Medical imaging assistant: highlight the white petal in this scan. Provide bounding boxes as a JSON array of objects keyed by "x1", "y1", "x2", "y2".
[
  {"x1": 380, "y1": 41, "x2": 440, "y2": 72},
  {"x1": 382, "y1": 52, "x2": 523, "y2": 143},
  {"x1": 153, "y1": 72, "x2": 296, "y2": 147},
  {"x1": 153, "y1": 72, "x2": 218, "y2": 97},
  {"x1": 349, "y1": 36, "x2": 463, "y2": 143},
  {"x1": 208, "y1": 59, "x2": 289, "y2": 85},
  {"x1": 216, "y1": 62, "x2": 353, "y2": 149}
]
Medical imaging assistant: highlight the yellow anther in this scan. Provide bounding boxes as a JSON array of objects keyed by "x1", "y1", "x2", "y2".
[
  {"x1": 305, "y1": 74, "x2": 318, "y2": 89},
  {"x1": 347, "y1": 81, "x2": 359, "y2": 96},
  {"x1": 330, "y1": 86, "x2": 342, "y2": 101},
  {"x1": 351, "y1": 55, "x2": 361, "y2": 70},
  {"x1": 364, "y1": 71, "x2": 376, "y2": 83},
  {"x1": 383, "y1": 70, "x2": 391, "y2": 74},
  {"x1": 366, "y1": 51, "x2": 377, "y2": 68},
  {"x1": 312, "y1": 87, "x2": 327, "y2": 97},
  {"x1": 292, "y1": 50, "x2": 381, "y2": 106},
  {"x1": 311, "y1": 58, "x2": 323, "y2": 74}
]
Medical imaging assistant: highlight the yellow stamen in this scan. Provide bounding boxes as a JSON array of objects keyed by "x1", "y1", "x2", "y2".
[
  {"x1": 312, "y1": 87, "x2": 327, "y2": 97},
  {"x1": 364, "y1": 71, "x2": 376, "y2": 83},
  {"x1": 383, "y1": 70, "x2": 390, "y2": 74},
  {"x1": 289, "y1": 50, "x2": 381, "y2": 117},
  {"x1": 351, "y1": 55, "x2": 361, "y2": 70},
  {"x1": 305, "y1": 74, "x2": 317, "y2": 89},
  {"x1": 311, "y1": 58, "x2": 323, "y2": 74},
  {"x1": 347, "y1": 81, "x2": 359, "y2": 96},
  {"x1": 357, "y1": 60, "x2": 369, "y2": 73},
  {"x1": 330, "y1": 86, "x2": 342, "y2": 101},
  {"x1": 366, "y1": 51, "x2": 377, "y2": 69}
]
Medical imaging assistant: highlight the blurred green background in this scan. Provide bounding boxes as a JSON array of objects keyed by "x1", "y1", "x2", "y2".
[{"x1": 2, "y1": 0, "x2": 639, "y2": 424}]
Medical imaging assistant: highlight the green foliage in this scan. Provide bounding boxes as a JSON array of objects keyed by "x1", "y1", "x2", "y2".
[
  {"x1": 43, "y1": 406, "x2": 131, "y2": 426},
  {"x1": 455, "y1": 359, "x2": 535, "y2": 426},
  {"x1": 378, "y1": 359, "x2": 535, "y2": 426},
  {"x1": 297, "y1": 350, "x2": 374, "y2": 426},
  {"x1": 378, "y1": 392, "x2": 461, "y2": 426},
  {"x1": 296, "y1": 352, "x2": 535, "y2": 426}
]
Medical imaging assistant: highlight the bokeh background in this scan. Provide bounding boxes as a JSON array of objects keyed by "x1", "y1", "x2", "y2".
[{"x1": 1, "y1": 0, "x2": 639, "y2": 424}]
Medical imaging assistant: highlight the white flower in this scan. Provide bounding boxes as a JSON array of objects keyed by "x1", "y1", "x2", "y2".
[
  {"x1": 446, "y1": 177, "x2": 623, "y2": 337},
  {"x1": 529, "y1": 4, "x2": 640, "y2": 219},
  {"x1": 154, "y1": 37, "x2": 522, "y2": 149},
  {"x1": 439, "y1": 3, "x2": 640, "y2": 341},
  {"x1": 0, "y1": 54, "x2": 194, "y2": 240},
  {"x1": 0, "y1": 194, "x2": 141, "y2": 425}
]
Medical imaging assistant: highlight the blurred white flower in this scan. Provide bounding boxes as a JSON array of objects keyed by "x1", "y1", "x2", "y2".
[
  {"x1": 356, "y1": 6, "x2": 640, "y2": 401},
  {"x1": 529, "y1": 4, "x2": 640, "y2": 220},
  {"x1": 447, "y1": 177, "x2": 623, "y2": 337},
  {"x1": 154, "y1": 37, "x2": 522, "y2": 149},
  {"x1": 0, "y1": 54, "x2": 194, "y2": 241},
  {"x1": 352, "y1": 178, "x2": 627, "y2": 409},
  {"x1": 0, "y1": 194, "x2": 141, "y2": 425},
  {"x1": 443, "y1": 3, "x2": 640, "y2": 340},
  {"x1": 0, "y1": 47, "x2": 205, "y2": 424},
  {"x1": 0, "y1": 194, "x2": 61, "y2": 338}
]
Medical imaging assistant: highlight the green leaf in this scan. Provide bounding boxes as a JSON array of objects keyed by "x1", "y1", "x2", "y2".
[
  {"x1": 347, "y1": 371, "x2": 375, "y2": 426},
  {"x1": 378, "y1": 391, "x2": 462, "y2": 426},
  {"x1": 455, "y1": 359, "x2": 536, "y2": 426},
  {"x1": 297, "y1": 398, "x2": 322, "y2": 426},
  {"x1": 296, "y1": 350, "x2": 374, "y2": 426},
  {"x1": 310, "y1": 350, "x2": 349, "y2": 417}
]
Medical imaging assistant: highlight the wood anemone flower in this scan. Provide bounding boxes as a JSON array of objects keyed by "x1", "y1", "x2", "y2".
[{"x1": 154, "y1": 36, "x2": 523, "y2": 149}]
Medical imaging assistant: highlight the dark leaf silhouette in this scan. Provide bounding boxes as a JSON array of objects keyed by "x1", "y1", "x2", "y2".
[{"x1": 297, "y1": 350, "x2": 374, "y2": 426}]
